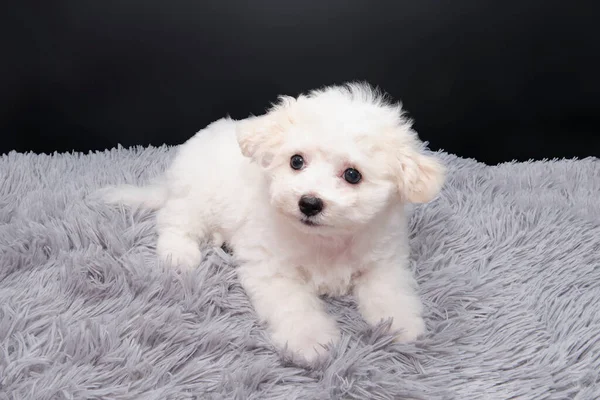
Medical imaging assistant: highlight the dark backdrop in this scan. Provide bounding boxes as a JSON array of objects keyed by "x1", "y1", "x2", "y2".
[{"x1": 3, "y1": 0, "x2": 599, "y2": 164}]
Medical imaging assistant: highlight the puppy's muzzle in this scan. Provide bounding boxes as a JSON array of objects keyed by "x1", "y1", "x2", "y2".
[{"x1": 298, "y1": 195, "x2": 324, "y2": 217}]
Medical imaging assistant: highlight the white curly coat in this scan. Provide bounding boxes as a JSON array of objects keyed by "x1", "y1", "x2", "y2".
[{"x1": 101, "y1": 83, "x2": 445, "y2": 362}]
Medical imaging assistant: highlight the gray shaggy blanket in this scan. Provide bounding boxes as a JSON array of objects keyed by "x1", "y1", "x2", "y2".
[{"x1": 1, "y1": 146, "x2": 599, "y2": 400}]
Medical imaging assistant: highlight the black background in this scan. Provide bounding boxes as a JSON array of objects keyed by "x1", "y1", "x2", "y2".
[{"x1": 3, "y1": 0, "x2": 599, "y2": 164}]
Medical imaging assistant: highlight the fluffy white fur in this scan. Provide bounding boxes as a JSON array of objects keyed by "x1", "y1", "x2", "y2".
[{"x1": 100, "y1": 83, "x2": 445, "y2": 362}]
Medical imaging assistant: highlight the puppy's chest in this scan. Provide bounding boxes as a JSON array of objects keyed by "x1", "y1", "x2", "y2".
[{"x1": 293, "y1": 250, "x2": 363, "y2": 297}]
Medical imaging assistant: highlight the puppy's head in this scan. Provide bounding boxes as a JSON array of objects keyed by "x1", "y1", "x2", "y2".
[{"x1": 237, "y1": 83, "x2": 445, "y2": 235}]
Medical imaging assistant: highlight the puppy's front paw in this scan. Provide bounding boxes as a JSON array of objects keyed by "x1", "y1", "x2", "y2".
[
  {"x1": 157, "y1": 235, "x2": 202, "y2": 269},
  {"x1": 272, "y1": 315, "x2": 340, "y2": 362},
  {"x1": 392, "y1": 315, "x2": 426, "y2": 343}
]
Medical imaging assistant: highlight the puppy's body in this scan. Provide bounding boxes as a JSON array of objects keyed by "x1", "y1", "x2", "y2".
[{"x1": 102, "y1": 84, "x2": 444, "y2": 362}]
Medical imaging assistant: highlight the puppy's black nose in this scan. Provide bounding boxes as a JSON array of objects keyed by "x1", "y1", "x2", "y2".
[{"x1": 299, "y1": 195, "x2": 324, "y2": 217}]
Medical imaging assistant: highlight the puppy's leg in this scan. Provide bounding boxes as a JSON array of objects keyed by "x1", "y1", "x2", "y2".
[
  {"x1": 156, "y1": 198, "x2": 206, "y2": 269},
  {"x1": 238, "y1": 264, "x2": 340, "y2": 362},
  {"x1": 354, "y1": 261, "x2": 425, "y2": 342}
]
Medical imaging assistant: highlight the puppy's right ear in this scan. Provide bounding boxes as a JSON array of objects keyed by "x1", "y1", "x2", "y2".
[
  {"x1": 236, "y1": 115, "x2": 283, "y2": 168},
  {"x1": 236, "y1": 96, "x2": 296, "y2": 168}
]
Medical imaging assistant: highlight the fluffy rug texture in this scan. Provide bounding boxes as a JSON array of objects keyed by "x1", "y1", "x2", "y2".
[{"x1": 0, "y1": 146, "x2": 599, "y2": 400}]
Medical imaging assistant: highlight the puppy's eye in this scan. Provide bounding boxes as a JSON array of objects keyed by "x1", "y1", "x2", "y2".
[
  {"x1": 290, "y1": 154, "x2": 305, "y2": 170},
  {"x1": 343, "y1": 168, "x2": 362, "y2": 184}
]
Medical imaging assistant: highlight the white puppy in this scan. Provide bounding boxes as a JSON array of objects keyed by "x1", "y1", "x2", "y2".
[{"x1": 101, "y1": 83, "x2": 445, "y2": 362}]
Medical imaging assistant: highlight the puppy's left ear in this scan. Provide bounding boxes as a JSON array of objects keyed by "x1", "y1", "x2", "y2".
[
  {"x1": 398, "y1": 149, "x2": 446, "y2": 204},
  {"x1": 236, "y1": 96, "x2": 295, "y2": 168}
]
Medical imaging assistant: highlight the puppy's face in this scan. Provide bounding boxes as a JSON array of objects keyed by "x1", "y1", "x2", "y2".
[
  {"x1": 237, "y1": 84, "x2": 445, "y2": 236},
  {"x1": 265, "y1": 133, "x2": 396, "y2": 234}
]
